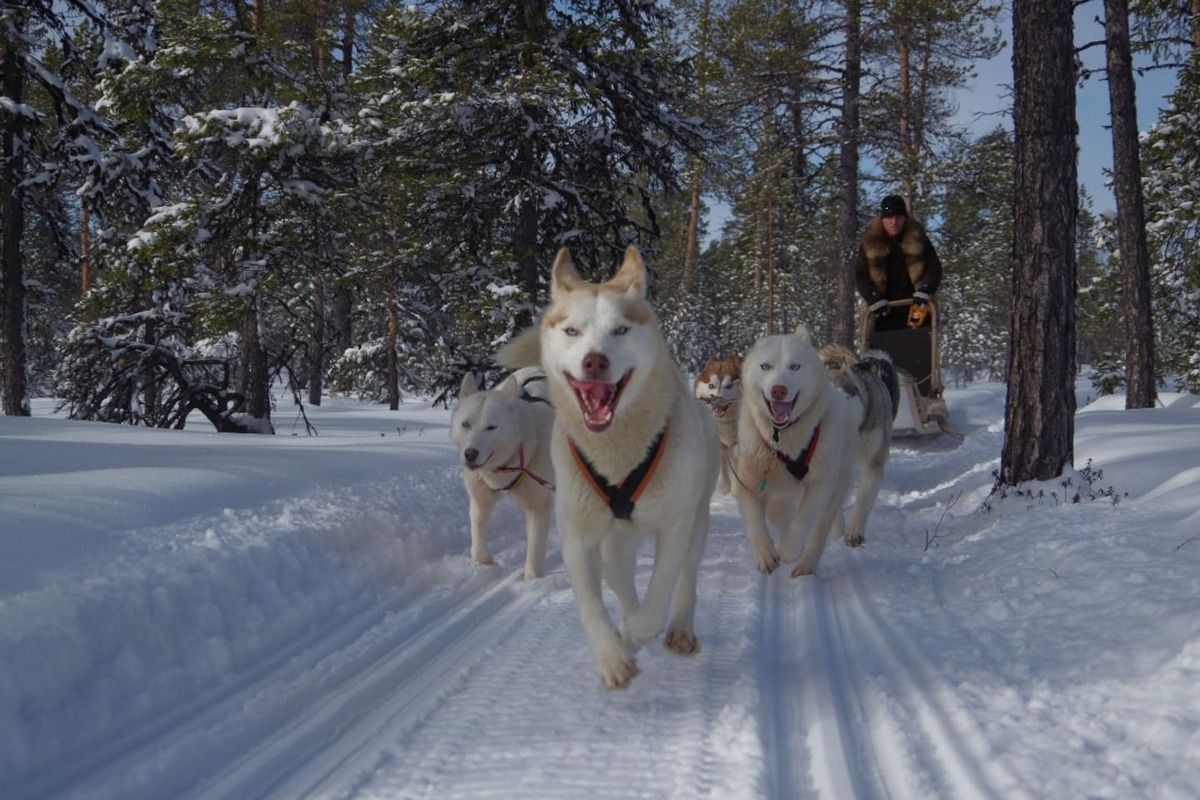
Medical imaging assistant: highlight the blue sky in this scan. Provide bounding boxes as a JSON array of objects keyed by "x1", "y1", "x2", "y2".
[
  {"x1": 704, "y1": 1, "x2": 1180, "y2": 241},
  {"x1": 957, "y1": 0, "x2": 1180, "y2": 214}
]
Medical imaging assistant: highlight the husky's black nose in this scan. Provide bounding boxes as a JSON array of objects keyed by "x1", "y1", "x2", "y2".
[
  {"x1": 464, "y1": 447, "x2": 479, "y2": 465},
  {"x1": 582, "y1": 351, "x2": 610, "y2": 380}
]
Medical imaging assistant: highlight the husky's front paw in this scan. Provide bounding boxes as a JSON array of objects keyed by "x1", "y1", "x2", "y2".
[
  {"x1": 845, "y1": 529, "x2": 865, "y2": 548},
  {"x1": 790, "y1": 558, "x2": 817, "y2": 578},
  {"x1": 471, "y1": 550, "x2": 495, "y2": 566},
  {"x1": 753, "y1": 540, "x2": 781, "y2": 574},
  {"x1": 619, "y1": 609, "x2": 662, "y2": 648},
  {"x1": 664, "y1": 628, "x2": 700, "y2": 655},
  {"x1": 595, "y1": 639, "x2": 639, "y2": 690}
]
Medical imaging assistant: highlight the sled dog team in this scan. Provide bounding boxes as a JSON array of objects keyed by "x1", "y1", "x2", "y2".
[{"x1": 449, "y1": 246, "x2": 898, "y2": 689}]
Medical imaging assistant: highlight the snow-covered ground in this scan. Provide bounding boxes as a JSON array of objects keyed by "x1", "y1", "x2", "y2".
[{"x1": 2, "y1": 380, "x2": 1197, "y2": 800}]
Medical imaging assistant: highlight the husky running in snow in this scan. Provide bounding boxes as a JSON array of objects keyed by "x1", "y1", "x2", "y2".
[
  {"x1": 449, "y1": 367, "x2": 555, "y2": 581},
  {"x1": 500, "y1": 246, "x2": 719, "y2": 689},
  {"x1": 731, "y1": 326, "x2": 858, "y2": 577},
  {"x1": 693, "y1": 355, "x2": 742, "y2": 495},
  {"x1": 819, "y1": 343, "x2": 899, "y2": 547}
]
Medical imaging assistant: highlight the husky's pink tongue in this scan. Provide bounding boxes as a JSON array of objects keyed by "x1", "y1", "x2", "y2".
[
  {"x1": 769, "y1": 400, "x2": 794, "y2": 426},
  {"x1": 568, "y1": 376, "x2": 617, "y2": 430}
]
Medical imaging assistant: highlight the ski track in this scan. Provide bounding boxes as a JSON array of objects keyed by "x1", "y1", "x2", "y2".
[
  {"x1": 293, "y1": 507, "x2": 764, "y2": 800},
  {"x1": 840, "y1": 562, "x2": 1028, "y2": 800},
  {"x1": 190, "y1": 564, "x2": 546, "y2": 800},
  {"x1": 31, "y1": 432, "x2": 1036, "y2": 800}
]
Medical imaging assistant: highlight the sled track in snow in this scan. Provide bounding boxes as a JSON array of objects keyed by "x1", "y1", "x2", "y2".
[
  {"x1": 300, "y1": 537, "x2": 764, "y2": 799},
  {"x1": 191, "y1": 567, "x2": 544, "y2": 800},
  {"x1": 22, "y1": 562, "x2": 544, "y2": 800},
  {"x1": 16, "y1": 571, "x2": 442, "y2": 800},
  {"x1": 759, "y1": 572, "x2": 874, "y2": 800},
  {"x1": 838, "y1": 563, "x2": 1027, "y2": 800}
]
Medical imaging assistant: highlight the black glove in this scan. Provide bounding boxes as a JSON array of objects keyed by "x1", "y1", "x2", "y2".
[
  {"x1": 912, "y1": 290, "x2": 931, "y2": 307},
  {"x1": 869, "y1": 298, "x2": 889, "y2": 318}
]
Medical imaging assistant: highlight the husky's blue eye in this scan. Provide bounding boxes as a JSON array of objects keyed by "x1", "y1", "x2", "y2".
[
  {"x1": 614, "y1": 325, "x2": 630, "y2": 335},
  {"x1": 789, "y1": 363, "x2": 801, "y2": 371},
  {"x1": 760, "y1": 363, "x2": 770, "y2": 371},
  {"x1": 564, "y1": 326, "x2": 579, "y2": 336}
]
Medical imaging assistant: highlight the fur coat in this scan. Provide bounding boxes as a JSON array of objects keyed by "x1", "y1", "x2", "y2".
[{"x1": 853, "y1": 217, "x2": 943, "y2": 305}]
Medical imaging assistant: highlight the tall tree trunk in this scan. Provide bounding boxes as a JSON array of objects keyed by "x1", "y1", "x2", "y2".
[
  {"x1": 333, "y1": 283, "x2": 352, "y2": 355},
  {"x1": 513, "y1": 157, "x2": 540, "y2": 328},
  {"x1": 386, "y1": 258, "x2": 400, "y2": 410},
  {"x1": 897, "y1": 21, "x2": 916, "y2": 208},
  {"x1": 80, "y1": 204, "x2": 91, "y2": 298},
  {"x1": 2, "y1": 38, "x2": 30, "y2": 417},
  {"x1": 342, "y1": 0, "x2": 356, "y2": 77},
  {"x1": 835, "y1": 0, "x2": 862, "y2": 347},
  {"x1": 682, "y1": 0, "x2": 711, "y2": 288},
  {"x1": 512, "y1": 0, "x2": 547, "y2": 327},
  {"x1": 1192, "y1": 0, "x2": 1200, "y2": 51},
  {"x1": 1002, "y1": 0, "x2": 1078, "y2": 485},
  {"x1": 240, "y1": 301, "x2": 273, "y2": 430},
  {"x1": 766, "y1": 191, "x2": 775, "y2": 335},
  {"x1": 308, "y1": 275, "x2": 326, "y2": 406},
  {"x1": 1105, "y1": 0, "x2": 1156, "y2": 409}
]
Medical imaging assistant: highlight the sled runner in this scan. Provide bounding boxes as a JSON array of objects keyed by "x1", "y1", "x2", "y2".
[{"x1": 858, "y1": 297, "x2": 948, "y2": 437}]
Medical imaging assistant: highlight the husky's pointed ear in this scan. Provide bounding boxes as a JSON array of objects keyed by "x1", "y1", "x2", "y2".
[
  {"x1": 609, "y1": 245, "x2": 647, "y2": 297},
  {"x1": 494, "y1": 375, "x2": 519, "y2": 398},
  {"x1": 793, "y1": 324, "x2": 812, "y2": 342},
  {"x1": 459, "y1": 372, "x2": 480, "y2": 399},
  {"x1": 551, "y1": 248, "x2": 583, "y2": 300}
]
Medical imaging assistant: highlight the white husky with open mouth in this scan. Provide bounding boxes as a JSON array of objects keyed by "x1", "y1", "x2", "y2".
[
  {"x1": 500, "y1": 246, "x2": 719, "y2": 689},
  {"x1": 731, "y1": 326, "x2": 857, "y2": 577}
]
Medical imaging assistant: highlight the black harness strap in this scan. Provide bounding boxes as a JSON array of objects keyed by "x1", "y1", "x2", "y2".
[
  {"x1": 518, "y1": 374, "x2": 552, "y2": 406},
  {"x1": 568, "y1": 424, "x2": 669, "y2": 521},
  {"x1": 764, "y1": 425, "x2": 821, "y2": 482}
]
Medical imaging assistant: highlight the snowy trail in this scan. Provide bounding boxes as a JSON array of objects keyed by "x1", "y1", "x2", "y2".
[
  {"x1": 11, "y1": 385, "x2": 1199, "y2": 799},
  {"x1": 26, "y1": 465, "x2": 1015, "y2": 800},
  {"x1": 275, "y1": 506, "x2": 768, "y2": 800}
]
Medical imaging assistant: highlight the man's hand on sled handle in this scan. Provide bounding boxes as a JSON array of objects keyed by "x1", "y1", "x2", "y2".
[{"x1": 496, "y1": 324, "x2": 542, "y2": 370}]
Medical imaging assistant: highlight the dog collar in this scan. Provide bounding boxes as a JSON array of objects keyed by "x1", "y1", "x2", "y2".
[
  {"x1": 761, "y1": 425, "x2": 821, "y2": 482},
  {"x1": 492, "y1": 444, "x2": 555, "y2": 492},
  {"x1": 567, "y1": 421, "x2": 670, "y2": 521}
]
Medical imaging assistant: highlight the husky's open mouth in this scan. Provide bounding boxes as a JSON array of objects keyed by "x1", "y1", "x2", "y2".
[
  {"x1": 710, "y1": 400, "x2": 732, "y2": 419},
  {"x1": 566, "y1": 370, "x2": 633, "y2": 432},
  {"x1": 763, "y1": 392, "x2": 797, "y2": 428}
]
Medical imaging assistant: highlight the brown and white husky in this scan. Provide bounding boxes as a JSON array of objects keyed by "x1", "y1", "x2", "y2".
[
  {"x1": 499, "y1": 246, "x2": 719, "y2": 689},
  {"x1": 693, "y1": 355, "x2": 742, "y2": 495}
]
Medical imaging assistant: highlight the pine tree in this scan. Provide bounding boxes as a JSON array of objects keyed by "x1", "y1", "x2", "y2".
[
  {"x1": 1141, "y1": 62, "x2": 1200, "y2": 391},
  {"x1": 931, "y1": 128, "x2": 1013, "y2": 382},
  {"x1": 1002, "y1": 0, "x2": 1078, "y2": 485},
  {"x1": 1104, "y1": 0, "x2": 1157, "y2": 408}
]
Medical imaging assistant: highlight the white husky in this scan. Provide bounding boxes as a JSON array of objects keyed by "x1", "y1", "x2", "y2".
[
  {"x1": 500, "y1": 246, "x2": 719, "y2": 689},
  {"x1": 730, "y1": 326, "x2": 857, "y2": 577},
  {"x1": 449, "y1": 367, "x2": 555, "y2": 581}
]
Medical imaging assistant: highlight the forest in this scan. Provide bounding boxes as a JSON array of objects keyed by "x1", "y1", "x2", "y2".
[{"x1": 2, "y1": 0, "x2": 1197, "y2": 438}]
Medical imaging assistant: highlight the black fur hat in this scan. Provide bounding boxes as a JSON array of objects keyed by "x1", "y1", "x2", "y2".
[{"x1": 880, "y1": 194, "x2": 908, "y2": 217}]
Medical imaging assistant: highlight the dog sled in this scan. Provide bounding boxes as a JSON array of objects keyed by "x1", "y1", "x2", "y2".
[{"x1": 858, "y1": 297, "x2": 948, "y2": 437}]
